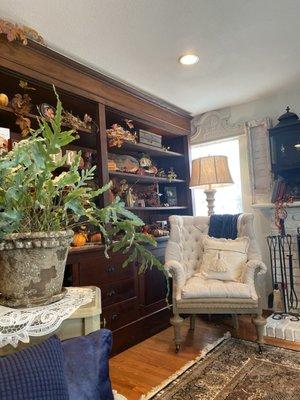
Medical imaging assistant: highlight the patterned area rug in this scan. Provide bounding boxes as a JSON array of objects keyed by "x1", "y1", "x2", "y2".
[{"x1": 148, "y1": 338, "x2": 300, "y2": 399}]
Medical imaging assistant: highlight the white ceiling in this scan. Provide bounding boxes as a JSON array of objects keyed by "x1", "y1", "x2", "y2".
[{"x1": 1, "y1": 0, "x2": 300, "y2": 115}]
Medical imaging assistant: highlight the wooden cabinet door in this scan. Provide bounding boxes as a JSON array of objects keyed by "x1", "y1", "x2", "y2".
[{"x1": 139, "y1": 243, "x2": 168, "y2": 314}]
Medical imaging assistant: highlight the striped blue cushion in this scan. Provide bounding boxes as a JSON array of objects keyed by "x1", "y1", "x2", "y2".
[{"x1": 0, "y1": 336, "x2": 69, "y2": 400}]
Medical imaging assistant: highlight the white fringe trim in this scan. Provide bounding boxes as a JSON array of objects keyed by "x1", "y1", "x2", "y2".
[
  {"x1": 139, "y1": 332, "x2": 231, "y2": 400},
  {"x1": 113, "y1": 389, "x2": 127, "y2": 400}
]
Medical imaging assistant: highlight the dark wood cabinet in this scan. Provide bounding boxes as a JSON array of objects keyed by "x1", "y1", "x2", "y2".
[
  {"x1": 66, "y1": 239, "x2": 170, "y2": 354},
  {"x1": 139, "y1": 243, "x2": 167, "y2": 313},
  {"x1": 0, "y1": 37, "x2": 191, "y2": 354},
  {"x1": 101, "y1": 278, "x2": 136, "y2": 307},
  {"x1": 77, "y1": 253, "x2": 134, "y2": 286}
]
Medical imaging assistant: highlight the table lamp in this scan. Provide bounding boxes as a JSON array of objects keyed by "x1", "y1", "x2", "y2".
[{"x1": 190, "y1": 155, "x2": 234, "y2": 216}]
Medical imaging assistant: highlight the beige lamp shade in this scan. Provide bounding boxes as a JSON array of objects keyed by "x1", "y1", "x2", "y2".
[{"x1": 190, "y1": 155, "x2": 233, "y2": 189}]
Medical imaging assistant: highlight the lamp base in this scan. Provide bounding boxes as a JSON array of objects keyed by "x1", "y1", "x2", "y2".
[{"x1": 204, "y1": 188, "x2": 216, "y2": 216}]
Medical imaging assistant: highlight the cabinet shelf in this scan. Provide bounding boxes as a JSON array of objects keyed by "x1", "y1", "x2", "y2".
[
  {"x1": 109, "y1": 140, "x2": 184, "y2": 158},
  {"x1": 109, "y1": 171, "x2": 185, "y2": 184}
]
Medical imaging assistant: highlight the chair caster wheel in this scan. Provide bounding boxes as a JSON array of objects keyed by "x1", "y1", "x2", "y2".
[{"x1": 175, "y1": 344, "x2": 181, "y2": 353}]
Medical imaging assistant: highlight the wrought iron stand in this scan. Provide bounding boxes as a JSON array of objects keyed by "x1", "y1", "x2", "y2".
[{"x1": 267, "y1": 234, "x2": 299, "y2": 321}]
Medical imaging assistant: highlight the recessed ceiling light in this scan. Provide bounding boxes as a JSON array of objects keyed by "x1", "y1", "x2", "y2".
[{"x1": 179, "y1": 54, "x2": 199, "y2": 65}]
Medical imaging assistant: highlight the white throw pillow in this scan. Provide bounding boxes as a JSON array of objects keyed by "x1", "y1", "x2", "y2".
[{"x1": 196, "y1": 235, "x2": 249, "y2": 282}]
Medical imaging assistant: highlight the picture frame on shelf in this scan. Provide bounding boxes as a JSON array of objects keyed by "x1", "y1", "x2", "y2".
[{"x1": 164, "y1": 186, "x2": 177, "y2": 206}]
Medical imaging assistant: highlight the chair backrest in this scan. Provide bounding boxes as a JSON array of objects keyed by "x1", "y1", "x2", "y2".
[{"x1": 165, "y1": 213, "x2": 261, "y2": 279}]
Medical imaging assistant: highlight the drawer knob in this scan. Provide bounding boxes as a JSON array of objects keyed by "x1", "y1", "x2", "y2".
[
  {"x1": 107, "y1": 289, "x2": 116, "y2": 297},
  {"x1": 111, "y1": 313, "x2": 119, "y2": 321},
  {"x1": 107, "y1": 266, "x2": 116, "y2": 273}
]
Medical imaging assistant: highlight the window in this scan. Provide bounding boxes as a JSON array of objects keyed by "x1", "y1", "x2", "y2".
[{"x1": 191, "y1": 138, "x2": 243, "y2": 215}]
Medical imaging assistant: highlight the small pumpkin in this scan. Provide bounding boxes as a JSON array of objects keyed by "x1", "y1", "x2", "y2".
[
  {"x1": 72, "y1": 232, "x2": 87, "y2": 247},
  {"x1": 0, "y1": 93, "x2": 9, "y2": 107},
  {"x1": 90, "y1": 232, "x2": 102, "y2": 243}
]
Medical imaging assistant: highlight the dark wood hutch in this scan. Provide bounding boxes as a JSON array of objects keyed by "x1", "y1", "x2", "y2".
[{"x1": 0, "y1": 38, "x2": 192, "y2": 354}]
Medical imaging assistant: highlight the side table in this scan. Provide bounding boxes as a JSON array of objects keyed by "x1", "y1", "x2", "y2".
[
  {"x1": 57, "y1": 286, "x2": 101, "y2": 340},
  {"x1": 0, "y1": 286, "x2": 101, "y2": 356}
]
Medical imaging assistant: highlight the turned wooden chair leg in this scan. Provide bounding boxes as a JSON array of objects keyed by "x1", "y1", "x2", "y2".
[
  {"x1": 252, "y1": 313, "x2": 266, "y2": 354},
  {"x1": 190, "y1": 314, "x2": 196, "y2": 331},
  {"x1": 232, "y1": 314, "x2": 239, "y2": 330},
  {"x1": 171, "y1": 313, "x2": 184, "y2": 352}
]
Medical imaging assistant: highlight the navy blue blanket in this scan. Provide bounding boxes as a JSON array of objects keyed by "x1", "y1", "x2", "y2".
[{"x1": 208, "y1": 214, "x2": 241, "y2": 239}]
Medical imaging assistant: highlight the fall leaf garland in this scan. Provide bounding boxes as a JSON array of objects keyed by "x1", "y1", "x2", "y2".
[
  {"x1": 62, "y1": 111, "x2": 93, "y2": 131},
  {"x1": 0, "y1": 19, "x2": 44, "y2": 46}
]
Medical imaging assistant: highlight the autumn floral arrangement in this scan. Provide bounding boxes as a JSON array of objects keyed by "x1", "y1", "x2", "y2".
[
  {"x1": 10, "y1": 80, "x2": 36, "y2": 136},
  {"x1": 106, "y1": 119, "x2": 137, "y2": 147}
]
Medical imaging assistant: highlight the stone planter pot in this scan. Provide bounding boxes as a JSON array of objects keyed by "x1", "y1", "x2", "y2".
[{"x1": 0, "y1": 230, "x2": 73, "y2": 307}]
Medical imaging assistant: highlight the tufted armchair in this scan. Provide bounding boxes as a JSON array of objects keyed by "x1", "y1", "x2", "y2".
[{"x1": 165, "y1": 214, "x2": 267, "y2": 352}]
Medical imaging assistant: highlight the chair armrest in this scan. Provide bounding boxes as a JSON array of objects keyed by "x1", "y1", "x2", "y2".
[
  {"x1": 164, "y1": 260, "x2": 186, "y2": 300},
  {"x1": 242, "y1": 259, "x2": 267, "y2": 285},
  {"x1": 247, "y1": 260, "x2": 267, "y2": 275},
  {"x1": 165, "y1": 260, "x2": 186, "y2": 284}
]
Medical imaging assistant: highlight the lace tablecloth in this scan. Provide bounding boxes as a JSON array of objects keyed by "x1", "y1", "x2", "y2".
[{"x1": 0, "y1": 287, "x2": 94, "y2": 348}]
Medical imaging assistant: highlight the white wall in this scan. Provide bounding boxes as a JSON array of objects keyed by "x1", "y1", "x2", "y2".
[
  {"x1": 192, "y1": 82, "x2": 300, "y2": 309},
  {"x1": 225, "y1": 80, "x2": 300, "y2": 126}
]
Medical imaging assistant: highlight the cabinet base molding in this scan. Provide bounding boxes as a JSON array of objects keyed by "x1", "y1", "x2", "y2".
[{"x1": 111, "y1": 307, "x2": 171, "y2": 355}]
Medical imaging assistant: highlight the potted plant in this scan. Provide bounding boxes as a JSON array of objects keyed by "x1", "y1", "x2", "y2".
[{"x1": 0, "y1": 90, "x2": 162, "y2": 307}]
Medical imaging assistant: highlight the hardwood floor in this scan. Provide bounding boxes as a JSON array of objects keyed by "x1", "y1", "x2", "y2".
[{"x1": 110, "y1": 314, "x2": 300, "y2": 400}]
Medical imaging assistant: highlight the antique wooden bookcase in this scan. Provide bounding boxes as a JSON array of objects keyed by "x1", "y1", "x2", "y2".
[{"x1": 0, "y1": 38, "x2": 192, "y2": 353}]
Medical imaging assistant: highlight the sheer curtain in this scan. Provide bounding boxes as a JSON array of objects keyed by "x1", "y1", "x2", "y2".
[{"x1": 191, "y1": 138, "x2": 243, "y2": 216}]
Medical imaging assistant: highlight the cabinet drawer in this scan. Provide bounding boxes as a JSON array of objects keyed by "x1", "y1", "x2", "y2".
[
  {"x1": 102, "y1": 298, "x2": 138, "y2": 331},
  {"x1": 78, "y1": 254, "x2": 134, "y2": 286},
  {"x1": 101, "y1": 278, "x2": 136, "y2": 307}
]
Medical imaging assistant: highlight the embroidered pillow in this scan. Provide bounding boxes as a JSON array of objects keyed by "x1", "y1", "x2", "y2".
[{"x1": 197, "y1": 235, "x2": 249, "y2": 281}]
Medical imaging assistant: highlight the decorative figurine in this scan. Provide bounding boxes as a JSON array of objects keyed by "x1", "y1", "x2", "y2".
[
  {"x1": 167, "y1": 167, "x2": 178, "y2": 182},
  {"x1": 139, "y1": 154, "x2": 152, "y2": 168},
  {"x1": 83, "y1": 150, "x2": 93, "y2": 169},
  {"x1": 139, "y1": 154, "x2": 157, "y2": 175},
  {"x1": 126, "y1": 187, "x2": 136, "y2": 207},
  {"x1": 157, "y1": 168, "x2": 166, "y2": 178},
  {"x1": 161, "y1": 145, "x2": 171, "y2": 152}
]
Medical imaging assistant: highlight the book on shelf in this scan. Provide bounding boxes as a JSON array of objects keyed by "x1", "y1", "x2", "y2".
[{"x1": 139, "y1": 129, "x2": 162, "y2": 148}]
